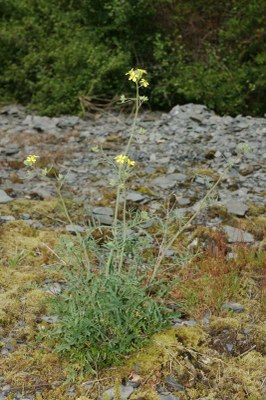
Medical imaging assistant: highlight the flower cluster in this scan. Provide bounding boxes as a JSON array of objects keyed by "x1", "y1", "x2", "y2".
[
  {"x1": 24, "y1": 154, "x2": 39, "y2": 167},
  {"x1": 126, "y1": 68, "x2": 149, "y2": 87},
  {"x1": 114, "y1": 154, "x2": 135, "y2": 166}
]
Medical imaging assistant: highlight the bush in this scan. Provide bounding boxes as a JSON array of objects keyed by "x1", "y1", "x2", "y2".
[{"x1": 0, "y1": 0, "x2": 265, "y2": 116}]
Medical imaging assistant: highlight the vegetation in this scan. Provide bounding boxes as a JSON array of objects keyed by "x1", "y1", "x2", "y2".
[{"x1": 0, "y1": 0, "x2": 265, "y2": 116}]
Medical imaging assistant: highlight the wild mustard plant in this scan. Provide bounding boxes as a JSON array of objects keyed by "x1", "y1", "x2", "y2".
[{"x1": 23, "y1": 69, "x2": 252, "y2": 372}]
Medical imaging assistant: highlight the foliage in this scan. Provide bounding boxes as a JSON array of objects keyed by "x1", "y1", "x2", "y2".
[
  {"x1": 47, "y1": 266, "x2": 172, "y2": 372},
  {"x1": 0, "y1": 0, "x2": 265, "y2": 116}
]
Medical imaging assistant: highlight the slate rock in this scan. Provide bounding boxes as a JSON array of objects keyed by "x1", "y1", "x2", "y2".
[
  {"x1": 23, "y1": 115, "x2": 57, "y2": 131},
  {"x1": 92, "y1": 207, "x2": 113, "y2": 216},
  {"x1": 223, "y1": 225, "x2": 254, "y2": 243},
  {"x1": 126, "y1": 191, "x2": 147, "y2": 202},
  {"x1": 225, "y1": 199, "x2": 249, "y2": 216},
  {"x1": 66, "y1": 224, "x2": 85, "y2": 234},
  {"x1": 159, "y1": 394, "x2": 180, "y2": 400},
  {"x1": 0, "y1": 190, "x2": 13, "y2": 203},
  {"x1": 165, "y1": 376, "x2": 185, "y2": 391},
  {"x1": 101, "y1": 383, "x2": 134, "y2": 400},
  {"x1": 222, "y1": 302, "x2": 245, "y2": 313}
]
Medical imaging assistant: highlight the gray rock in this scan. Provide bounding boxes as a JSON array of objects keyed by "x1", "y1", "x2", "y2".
[
  {"x1": 176, "y1": 197, "x2": 191, "y2": 206},
  {"x1": 222, "y1": 302, "x2": 245, "y2": 313},
  {"x1": 0, "y1": 215, "x2": 15, "y2": 222},
  {"x1": 159, "y1": 394, "x2": 180, "y2": 400},
  {"x1": 101, "y1": 383, "x2": 134, "y2": 400},
  {"x1": 4, "y1": 147, "x2": 20, "y2": 155},
  {"x1": 46, "y1": 283, "x2": 62, "y2": 295},
  {"x1": 225, "y1": 343, "x2": 234, "y2": 352},
  {"x1": 165, "y1": 376, "x2": 185, "y2": 391},
  {"x1": 92, "y1": 214, "x2": 113, "y2": 226},
  {"x1": 23, "y1": 115, "x2": 57, "y2": 131},
  {"x1": 225, "y1": 199, "x2": 249, "y2": 216},
  {"x1": 65, "y1": 224, "x2": 85, "y2": 234},
  {"x1": 126, "y1": 191, "x2": 147, "y2": 202},
  {"x1": 92, "y1": 207, "x2": 113, "y2": 216},
  {"x1": 41, "y1": 315, "x2": 59, "y2": 324},
  {"x1": 223, "y1": 225, "x2": 254, "y2": 243},
  {"x1": 0, "y1": 190, "x2": 13, "y2": 203}
]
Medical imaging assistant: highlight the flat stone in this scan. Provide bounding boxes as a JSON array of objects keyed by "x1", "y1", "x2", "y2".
[
  {"x1": 65, "y1": 224, "x2": 85, "y2": 234},
  {"x1": 159, "y1": 394, "x2": 180, "y2": 400},
  {"x1": 23, "y1": 115, "x2": 57, "y2": 131},
  {"x1": 126, "y1": 191, "x2": 147, "y2": 202},
  {"x1": 101, "y1": 383, "x2": 134, "y2": 400},
  {"x1": 92, "y1": 207, "x2": 113, "y2": 216},
  {"x1": 225, "y1": 199, "x2": 249, "y2": 216},
  {"x1": 222, "y1": 302, "x2": 245, "y2": 313},
  {"x1": 165, "y1": 376, "x2": 185, "y2": 391},
  {"x1": 92, "y1": 214, "x2": 113, "y2": 226},
  {"x1": 0, "y1": 190, "x2": 13, "y2": 203},
  {"x1": 41, "y1": 315, "x2": 59, "y2": 324},
  {"x1": 223, "y1": 225, "x2": 254, "y2": 243},
  {"x1": 177, "y1": 197, "x2": 191, "y2": 206}
]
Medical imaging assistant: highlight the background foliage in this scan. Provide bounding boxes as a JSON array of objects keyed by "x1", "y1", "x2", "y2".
[{"x1": 0, "y1": 0, "x2": 265, "y2": 116}]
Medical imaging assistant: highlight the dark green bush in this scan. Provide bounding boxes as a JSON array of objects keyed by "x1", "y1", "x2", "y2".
[{"x1": 0, "y1": 0, "x2": 265, "y2": 116}]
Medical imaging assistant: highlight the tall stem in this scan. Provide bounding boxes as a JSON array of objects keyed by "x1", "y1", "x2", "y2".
[
  {"x1": 149, "y1": 167, "x2": 230, "y2": 283},
  {"x1": 56, "y1": 186, "x2": 90, "y2": 271}
]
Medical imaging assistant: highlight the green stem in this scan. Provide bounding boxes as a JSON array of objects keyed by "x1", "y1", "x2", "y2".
[
  {"x1": 56, "y1": 186, "x2": 90, "y2": 271},
  {"x1": 149, "y1": 166, "x2": 230, "y2": 283}
]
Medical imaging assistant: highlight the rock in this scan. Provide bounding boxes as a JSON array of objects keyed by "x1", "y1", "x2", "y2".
[
  {"x1": 0, "y1": 190, "x2": 13, "y2": 203},
  {"x1": 176, "y1": 197, "x2": 191, "y2": 206},
  {"x1": 23, "y1": 115, "x2": 58, "y2": 132},
  {"x1": 225, "y1": 199, "x2": 249, "y2": 216},
  {"x1": 239, "y1": 164, "x2": 254, "y2": 176},
  {"x1": 0, "y1": 215, "x2": 15, "y2": 222},
  {"x1": 159, "y1": 394, "x2": 180, "y2": 400},
  {"x1": 223, "y1": 225, "x2": 254, "y2": 243},
  {"x1": 40, "y1": 315, "x2": 59, "y2": 324},
  {"x1": 126, "y1": 191, "x2": 147, "y2": 202},
  {"x1": 46, "y1": 283, "x2": 62, "y2": 295},
  {"x1": 222, "y1": 302, "x2": 245, "y2": 313},
  {"x1": 101, "y1": 383, "x2": 134, "y2": 400},
  {"x1": 4, "y1": 147, "x2": 20, "y2": 156},
  {"x1": 65, "y1": 224, "x2": 85, "y2": 234},
  {"x1": 225, "y1": 343, "x2": 234, "y2": 352},
  {"x1": 165, "y1": 376, "x2": 185, "y2": 391},
  {"x1": 151, "y1": 173, "x2": 188, "y2": 189},
  {"x1": 92, "y1": 207, "x2": 113, "y2": 216}
]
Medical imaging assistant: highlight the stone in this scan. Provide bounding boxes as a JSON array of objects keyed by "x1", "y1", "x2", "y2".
[
  {"x1": 165, "y1": 376, "x2": 185, "y2": 391},
  {"x1": 159, "y1": 394, "x2": 180, "y2": 400},
  {"x1": 46, "y1": 283, "x2": 62, "y2": 295},
  {"x1": 223, "y1": 225, "x2": 254, "y2": 243},
  {"x1": 239, "y1": 164, "x2": 254, "y2": 176},
  {"x1": 23, "y1": 115, "x2": 57, "y2": 131},
  {"x1": 0, "y1": 190, "x2": 13, "y2": 203},
  {"x1": 41, "y1": 315, "x2": 59, "y2": 324},
  {"x1": 225, "y1": 199, "x2": 249, "y2": 216},
  {"x1": 65, "y1": 224, "x2": 85, "y2": 234},
  {"x1": 126, "y1": 191, "x2": 147, "y2": 202},
  {"x1": 176, "y1": 197, "x2": 191, "y2": 206},
  {"x1": 222, "y1": 302, "x2": 245, "y2": 313},
  {"x1": 92, "y1": 207, "x2": 113, "y2": 216},
  {"x1": 101, "y1": 383, "x2": 134, "y2": 400}
]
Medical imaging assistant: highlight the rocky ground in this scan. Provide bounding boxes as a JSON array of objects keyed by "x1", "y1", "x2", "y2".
[{"x1": 0, "y1": 104, "x2": 265, "y2": 399}]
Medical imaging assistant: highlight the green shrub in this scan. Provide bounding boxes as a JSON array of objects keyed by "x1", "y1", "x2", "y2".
[{"x1": 0, "y1": 0, "x2": 265, "y2": 115}]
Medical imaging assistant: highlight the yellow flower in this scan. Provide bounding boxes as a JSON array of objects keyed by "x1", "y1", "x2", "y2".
[
  {"x1": 24, "y1": 154, "x2": 39, "y2": 167},
  {"x1": 126, "y1": 68, "x2": 147, "y2": 83},
  {"x1": 115, "y1": 154, "x2": 128, "y2": 164},
  {"x1": 140, "y1": 78, "x2": 149, "y2": 88},
  {"x1": 114, "y1": 154, "x2": 136, "y2": 167},
  {"x1": 127, "y1": 158, "x2": 136, "y2": 166}
]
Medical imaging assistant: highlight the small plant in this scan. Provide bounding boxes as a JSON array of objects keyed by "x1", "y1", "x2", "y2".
[{"x1": 24, "y1": 69, "x2": 251, "y2": 373}]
